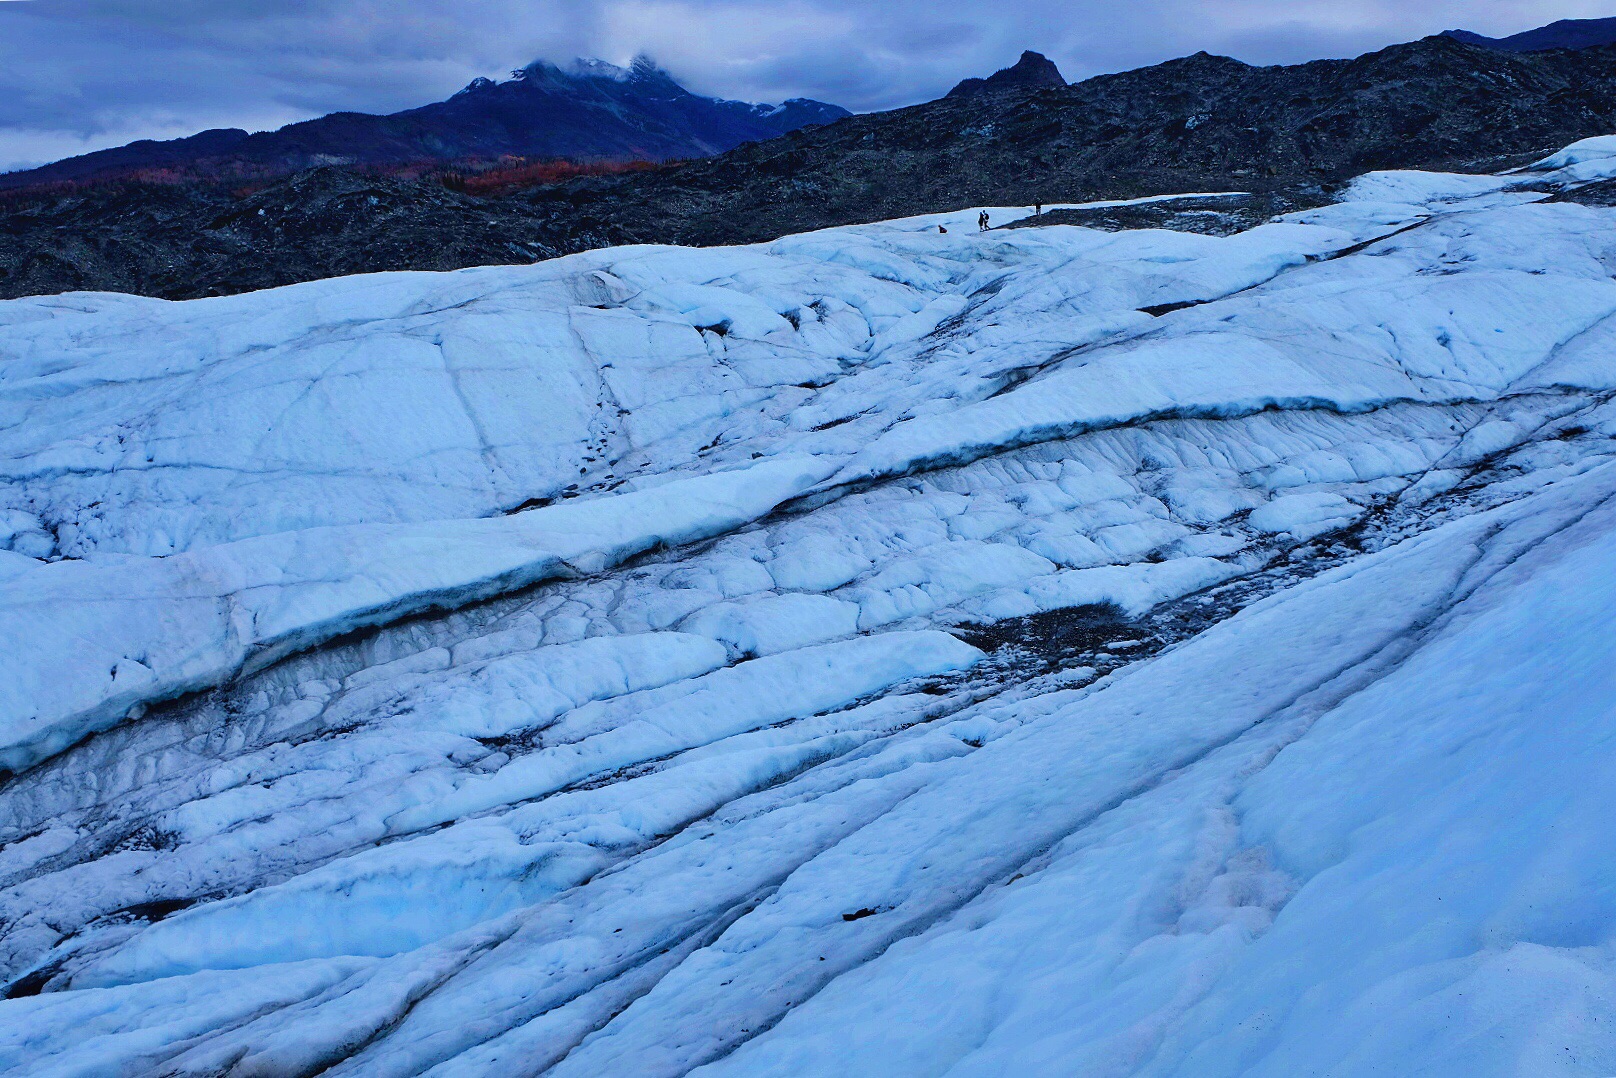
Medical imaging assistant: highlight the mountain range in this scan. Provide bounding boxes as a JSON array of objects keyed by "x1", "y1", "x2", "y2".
[
  {"x1": 9, "y1": 34, "x2": 1616, "y2": 301},
  {"x1": 10, "y1": 15, "x2": 1616, "y2": 199},
  {"x1": 0, "y1": 56, "x2": 849, "y2": 191}
]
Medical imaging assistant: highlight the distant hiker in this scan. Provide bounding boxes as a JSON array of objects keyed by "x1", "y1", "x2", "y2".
[
  {"x1": 1035, "y1": 202, "x2": 1042, "y2": 215},
  {"x1": 978, "y1": 210, "x2": 990, "y2": 232}
]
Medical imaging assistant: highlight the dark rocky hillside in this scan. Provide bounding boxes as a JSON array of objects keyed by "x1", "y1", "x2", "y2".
[
  {"x1": 0, "y1": 170, "x2": 635, "y2": 300},
  {"x1": 541, "y1": 35, "x2": 1616, "y2": 249},
  {"x1": 0, "y1": 56, "x2": 848, "y2": 191},
  {"x1": 7, "y1": 35, "x2": 1616, "y2": 301}
]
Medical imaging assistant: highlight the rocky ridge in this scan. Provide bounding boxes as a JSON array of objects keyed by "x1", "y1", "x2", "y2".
[
  {"x1": 946, "y1": 50, "x2": 1067, "y2": 97},
  {"x1": 1443, "y1": 17, "x2": 1616, "y2": 53}
]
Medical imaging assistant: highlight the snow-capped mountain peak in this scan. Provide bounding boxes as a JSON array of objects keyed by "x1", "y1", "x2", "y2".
[{"x1": 0, "y1": 54, "x2": 851, "y2": 193}]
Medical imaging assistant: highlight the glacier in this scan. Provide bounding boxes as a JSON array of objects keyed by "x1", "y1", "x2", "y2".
[{"x1": 1, "y1": 141, "x2": 1616, "y2": 1075}]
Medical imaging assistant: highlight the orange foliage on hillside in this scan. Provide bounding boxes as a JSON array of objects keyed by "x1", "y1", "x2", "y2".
[
  {"x1": 436, "y1": 157, "x2": 663, "y2": 195},
  {"x1": 0, "y1": 156, "x2": 671, "y2": 204}
]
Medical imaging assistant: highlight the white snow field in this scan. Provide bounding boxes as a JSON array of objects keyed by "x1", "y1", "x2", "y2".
[{"x1": 1, "y1": 138, "x2": 1616, "y2": 1075}]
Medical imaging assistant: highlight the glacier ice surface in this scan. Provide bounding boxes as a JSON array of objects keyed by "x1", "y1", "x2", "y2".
[{"x1": 2, "y1": 144, "x2": 1616, "y2": 1075}]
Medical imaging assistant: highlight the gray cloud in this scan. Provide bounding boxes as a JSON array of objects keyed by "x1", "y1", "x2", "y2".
[{"x1": 0, "y1": 0, "x2": 1605, "y2": 172}]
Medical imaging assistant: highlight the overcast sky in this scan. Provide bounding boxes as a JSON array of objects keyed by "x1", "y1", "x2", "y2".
[{"x1": 0, "y1": 0, "x2": 1609, "y2": 172}]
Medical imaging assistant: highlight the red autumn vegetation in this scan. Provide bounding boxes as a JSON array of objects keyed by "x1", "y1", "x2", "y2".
[
  {"x1": 435, "y1": 156, "x2": 662, "y2": 195},
  {"x1": 0, "y1": 155, "x2": 670, "y2": 205}
]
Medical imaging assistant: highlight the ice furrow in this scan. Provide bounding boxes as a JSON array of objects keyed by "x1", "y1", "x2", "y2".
[{"x1": 522, "y1": 489, "x2": 1541, "y2": 1075}]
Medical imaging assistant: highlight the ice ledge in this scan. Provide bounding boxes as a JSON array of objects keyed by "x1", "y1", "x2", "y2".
[{"x1": 0, "y1": 456, "x2": 837, "y2": 775}]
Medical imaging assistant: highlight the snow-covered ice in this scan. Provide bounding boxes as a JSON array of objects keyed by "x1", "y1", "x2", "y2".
[{"x1": 2, "y1": 142, "x2": 1616, "y2": 1075}]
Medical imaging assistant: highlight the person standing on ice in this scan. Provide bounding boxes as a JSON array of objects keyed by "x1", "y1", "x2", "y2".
[
  {"x1": 1035, "y1": 201, "x2": 1042, "y2": 215},
  {"x1": 978, "y1": 210, "x2": 990, "y2": 231}
]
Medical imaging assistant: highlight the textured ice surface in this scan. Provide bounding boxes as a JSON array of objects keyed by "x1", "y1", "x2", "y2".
[{"x1": 2, "y1": 144, "x2": 1616, "y2": 1076}]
